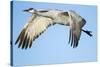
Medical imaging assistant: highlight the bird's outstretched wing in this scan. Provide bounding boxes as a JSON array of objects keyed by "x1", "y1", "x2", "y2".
[
  {"x1": 15, "y1": 16, "x2": 53, "y2": 49},
  {"x1": 68, "y1": 11, "x2": 86, "y2": 48},
  {"x1": 69, "y1": 22, "x2": 81, "y2": 48}
]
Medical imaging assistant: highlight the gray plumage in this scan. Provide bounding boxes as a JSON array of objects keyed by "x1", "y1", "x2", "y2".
[{"x1": 15, "y1": 8, "x2": 92, "y2": 49}]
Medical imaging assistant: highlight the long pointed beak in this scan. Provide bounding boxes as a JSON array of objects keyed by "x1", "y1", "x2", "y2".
[{"x1": 23, "y1": 9, "x2": 29, "y2": 12}]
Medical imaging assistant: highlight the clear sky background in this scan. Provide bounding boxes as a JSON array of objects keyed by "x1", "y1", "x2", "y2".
[{"x1": 12, "y1": 1, "x2": 97, "y2": 66}]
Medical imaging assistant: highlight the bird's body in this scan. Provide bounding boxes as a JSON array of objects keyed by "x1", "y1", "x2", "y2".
[
  {"x1": 15, "y1": 8, "x2": 92, "y2": 49},
  {"x1": 36, "y1": 9, "x2": 85, "y2": 27},
  {"x1": 34, "y1": 9, "x2": 70, "y2": 25}
]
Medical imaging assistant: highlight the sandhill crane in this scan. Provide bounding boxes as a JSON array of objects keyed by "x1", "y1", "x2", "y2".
[{"x1": 15, "y1": 8, "x2": 92, "y2": 49}]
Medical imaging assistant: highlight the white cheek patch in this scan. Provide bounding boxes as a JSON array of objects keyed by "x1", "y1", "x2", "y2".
[{"x1": 29, "y1": 10, "x2": 35, "y2": 13}]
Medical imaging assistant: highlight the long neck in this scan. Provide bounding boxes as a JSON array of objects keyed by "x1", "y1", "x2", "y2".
[
  {"x1": 36, "y1": 11, "x2": 53, "y2": 17},
  {"x1": 36, "y1": 10, "x2": 62, "y2": 19}
]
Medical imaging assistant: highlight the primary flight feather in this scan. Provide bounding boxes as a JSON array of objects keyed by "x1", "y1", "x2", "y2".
[{"x1": 15, "y1": 8, "x2": 92, "y2": 49}]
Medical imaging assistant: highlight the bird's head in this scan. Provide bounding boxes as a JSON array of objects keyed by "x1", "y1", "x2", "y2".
[{"x1": 23, "y1": 8, "x2": 37, "y2": 14}]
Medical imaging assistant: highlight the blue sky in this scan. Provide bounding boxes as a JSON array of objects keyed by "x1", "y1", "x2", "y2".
[{"x1": 12, "y1": 1, "x2": 97, "y2": 66}]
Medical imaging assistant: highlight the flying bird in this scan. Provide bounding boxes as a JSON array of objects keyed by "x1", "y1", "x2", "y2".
[{"x1": 15, "y1": 8, "x2": 92, "y2": 49}]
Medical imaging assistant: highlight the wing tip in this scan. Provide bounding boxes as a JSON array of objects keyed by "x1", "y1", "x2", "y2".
[{"x1": 68, "y1": 29, "x2": 79, "y2": 48}]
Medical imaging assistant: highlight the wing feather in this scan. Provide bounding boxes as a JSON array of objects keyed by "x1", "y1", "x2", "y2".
[
  {"x1": 69, "y1": 23, "x2": 81, "y2": 48},
  {"x1": 68, "y1": 10, "x2": 84, "y2": 48},
  {"x1": 15, "y1": 16, "x2": 53, "y2": 49}
]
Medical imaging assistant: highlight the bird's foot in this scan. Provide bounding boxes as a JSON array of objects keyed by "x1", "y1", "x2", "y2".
[{"x1": 85, "y1": 30, "x2": 93, "y2": 37}]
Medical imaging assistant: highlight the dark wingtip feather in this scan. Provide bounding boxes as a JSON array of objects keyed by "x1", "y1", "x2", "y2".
[
  {"x1": 18, "y1": 40, "x2": 22, "y2": 48},
  {"x1": 73, "y1": 35, "x2": 78, "y2": 48},
  {"x1": 68, "y1": 30, "x2": 72, "y2": 44},
  {"x1": 25, "y1": 37, "x2": 30, "y2": 49},
  {"x1": 15, "y1": 30, "x2": 24, "y2": 45},
  {"x1": 73, "y1": 35, "x2": 76, "y2": 48},
  {"x1": 69, "y1": 32, "x2": 79, "y2": 48},
  {"x1": 21, "y1": 34, "x2": 27, "y2": 49},
  {"x1": 15, "y1": 38, "x2": 19, "y2": 45},
  {"x1": 29, "y1": 39, "x2": 32, "y2": 48},
  {"x1": 16, "y1": 29, "x2": 26, "y2": 48},
  {"x1": 71, "y1": 31, "x2": 74, "y2": 47}
]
